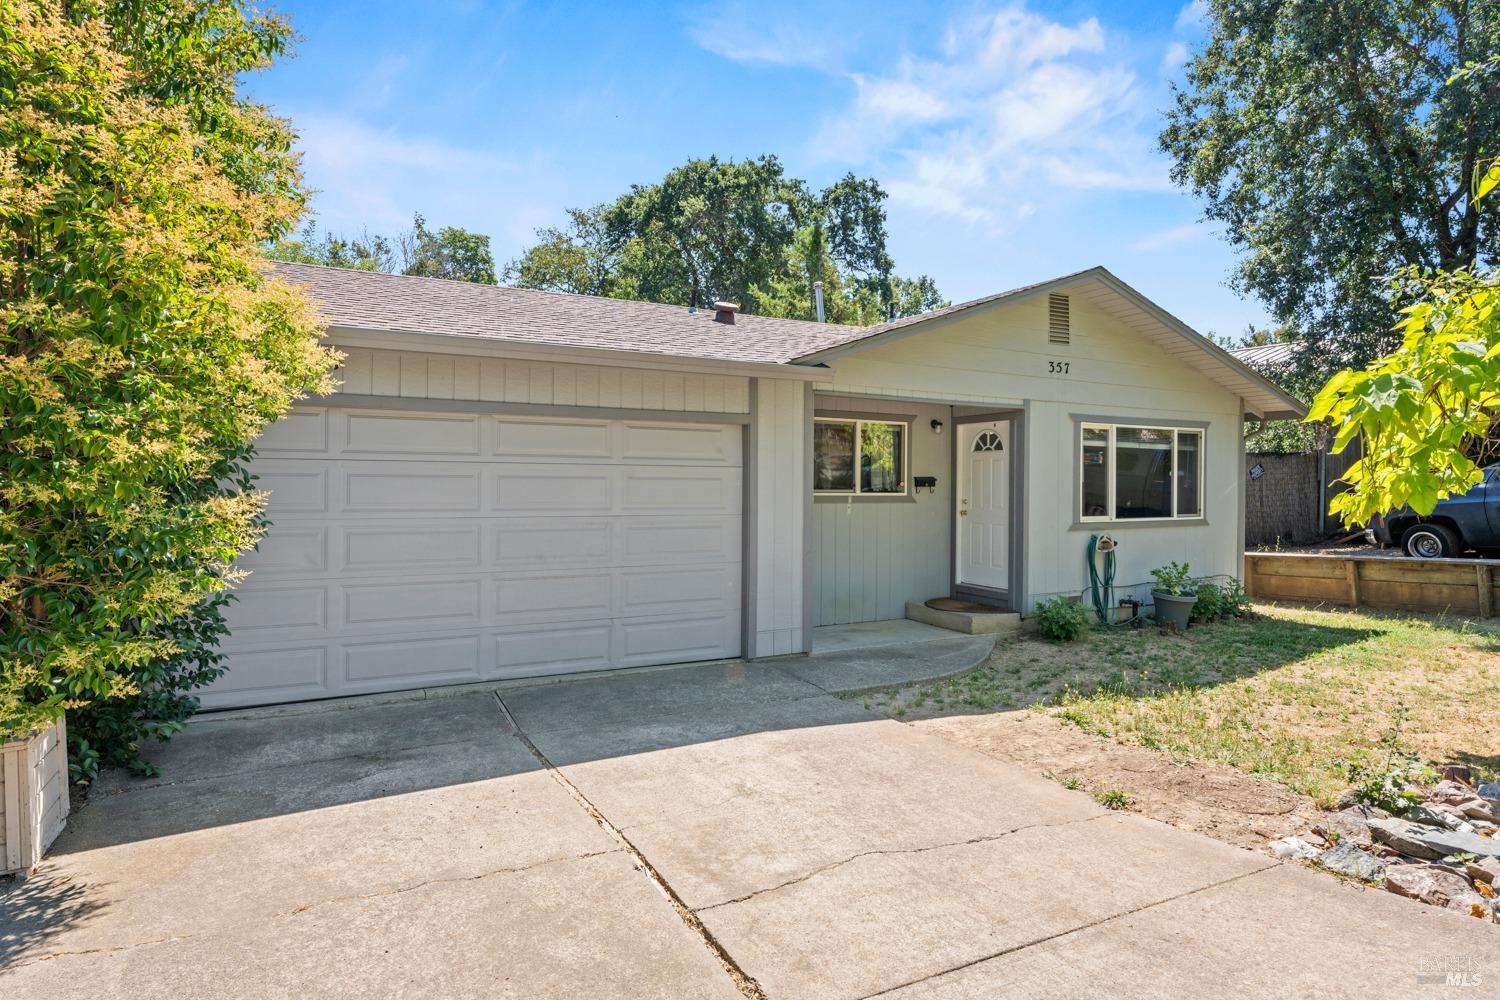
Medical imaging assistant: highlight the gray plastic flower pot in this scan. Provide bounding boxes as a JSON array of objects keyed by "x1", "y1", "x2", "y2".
[{"x1": 1151, "y1": 591, "x2": 1197, "y2": 630}]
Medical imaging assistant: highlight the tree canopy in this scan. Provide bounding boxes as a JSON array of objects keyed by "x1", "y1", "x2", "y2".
[
  {"x1": 264, "y1": 212, "x2": 497, "y2": 283},
  {"x1": 1162, "y1": 1, "x2": 1500, "y2": 376},
  {"x1": 504, "y1": 155, "x2": 945, "y2": 324},
  {"x1": 1309, "y1": 161, "x2": 1500, "y2": 526},
  {"x1": 0, "y1": 0, "x2": 337, "y2": 768}
]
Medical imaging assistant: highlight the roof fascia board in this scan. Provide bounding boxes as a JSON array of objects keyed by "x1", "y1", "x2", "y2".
[
  {"x1": 1087, "y1": 271, "x2": 1308, "y2": 420},
  {"x1": 326, "y1": 325, "x2": 828, "y2": 382},
  {"x1": 791, "y1": 270, "x2": 1103, "y2": 365}
]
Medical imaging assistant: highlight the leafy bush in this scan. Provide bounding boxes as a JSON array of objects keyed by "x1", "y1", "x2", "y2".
[
  {"x1": 1033, "y1": 597, "x2": 1092, "y2": 642},
  {"x1": 1341, "y1": 704, "x2": 1431, "y2": 814},
  {"x1": 1149, "y1": 562, "x2": 1194, "y2": 596},
  {"x1": 1190, "y1": 579, "x2": 1253, "y2": 622},
  {"x1": 0, "y1": 2, "x2": 338, "y2": 775}
]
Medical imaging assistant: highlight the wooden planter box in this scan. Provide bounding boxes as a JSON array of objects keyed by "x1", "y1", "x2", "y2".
[{"x1": 1, "y1": 717, "x2": 70, "y2": 875}]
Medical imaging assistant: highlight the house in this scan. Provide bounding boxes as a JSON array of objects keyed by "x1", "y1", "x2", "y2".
[{"x1": 199, "y1": 262, "x2": 1305, "y2": 709}]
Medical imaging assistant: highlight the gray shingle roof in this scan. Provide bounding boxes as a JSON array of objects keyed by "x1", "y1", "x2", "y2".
[
  {"x1": 267, "y1": 261, "x2": 853, "y2": 365},
  {"x1": 1229, "y1": 342, "x2": 1294, "y2": 369}
]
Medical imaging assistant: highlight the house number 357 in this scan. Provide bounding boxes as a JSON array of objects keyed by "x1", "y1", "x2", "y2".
[{"x1": 1048, "y1": 360, "x2": 1071, "y2": 374}]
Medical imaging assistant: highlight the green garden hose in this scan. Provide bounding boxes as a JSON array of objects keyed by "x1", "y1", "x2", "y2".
[{"x1": 1086, "y1": 534, "x2": 1141, "y2": 627}]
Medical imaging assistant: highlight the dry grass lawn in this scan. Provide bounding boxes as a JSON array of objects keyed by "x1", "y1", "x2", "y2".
[{"x1": 860, "y1": 603, "x2": 1500, "y2": 806}]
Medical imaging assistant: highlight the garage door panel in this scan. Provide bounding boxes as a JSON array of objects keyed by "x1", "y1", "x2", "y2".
[
  {"x1": 342, "y1": 410, "x2": 481, "y2": 456},
  {"x1": 254, "y1": 463, "x2": 330, "y2": 515},
  {"x1": 343, "y1": 466, "x2": 483, "y2": 513},
  {"x1": 493, "y1": 623, "x2": 613, "y2": 679},
  {"x1": 342, "y1": 634, "x2": 482, "y2": 687},
  {"x1": 342, "y1": 579, "x2": 483, "y2": 629},
  {"x1": 621, "y1": 517, "x2": 739, "y2": 564},
  {"x1": 238, "y1": 527, "x2": 328, "y2": 576},
  {"x1": 213, "y1": 407, "x2": 744, "y2": 708},
  {"x1": 495, "y1": 572, "x2": 613, "y2": 623},
  {"x1": 198, "y1": 645, "x2": 329, "y2": 710},
  {"x1": 621, "y1": 422, "x2": 738, "y2": 462},
  {"x1": 342, "y1": 522, "x2": 483, "y2": 574},
  {"x1": 491, "y1": 518, "x2": 615, "y2": 569},
  {"x1": 620, "y1": 566, "x2": 738, "y2": 617},
  {"x1": 255, "y1": 408, "x2": 329, "y2": 454},
  {"x1": 493, "y1": 417, "x2": 613, "y2": 459},
  {"x1": 618, "y1": 614, "x2": 739, "y2": 667},
  {"x1": 622, "y1": 468, "x2": 740, "y2": 513},
  {"x1": 493, "y1": 467, "x2": 614, "y2": 512}
]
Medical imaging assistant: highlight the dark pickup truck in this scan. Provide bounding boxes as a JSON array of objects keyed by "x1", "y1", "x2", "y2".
[{"x1": 1370, "y1": 465, "x2": 1500, "y2": 558}]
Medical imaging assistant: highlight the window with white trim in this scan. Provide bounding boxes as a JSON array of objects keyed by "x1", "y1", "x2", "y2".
[
  {"x1": 1080, "y1": 423, "x2": 1203, "y2": 521},
  {"x1": 814, "y1": 418, "x2": 908, "y2": 495}
]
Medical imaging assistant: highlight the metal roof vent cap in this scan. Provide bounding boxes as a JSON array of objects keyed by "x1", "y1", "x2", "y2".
[{"x1": 712, "y1": 301, "x2": 739, "y2": 324}]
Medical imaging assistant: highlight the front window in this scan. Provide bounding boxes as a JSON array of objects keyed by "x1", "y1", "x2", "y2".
[
  {"x1": 815, "y1": 418, "x2": 907, "y2": 495},
  {"x1": 1080, "y1": 423, "x2": 1203, "y2": 521}
]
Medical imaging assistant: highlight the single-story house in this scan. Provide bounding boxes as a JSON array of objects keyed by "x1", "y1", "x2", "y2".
[{"x1": 199, "y1": 262, "x2": 1305, "y2": 709}]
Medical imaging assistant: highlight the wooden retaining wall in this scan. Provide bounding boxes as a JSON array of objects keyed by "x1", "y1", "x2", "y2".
[{"x1": 1245, "y1": 552, "x2": 1499, "y2": 618}]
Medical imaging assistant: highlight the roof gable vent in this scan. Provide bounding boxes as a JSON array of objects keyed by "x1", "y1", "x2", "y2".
[
  {"x1": 1048, "y1": 293, "x2": 1070, "y2": 345},
  {"x1": 712, "y1": 300, "x2": 739, "y2": 324}
]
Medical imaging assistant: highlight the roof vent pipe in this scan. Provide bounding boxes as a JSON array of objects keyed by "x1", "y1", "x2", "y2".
[
  {"x1": 813, "y1": 281, "x2": 826, "y2": 323},
  {"x1": 712, "y1": 301, "x2": 739, "y2": 324}
]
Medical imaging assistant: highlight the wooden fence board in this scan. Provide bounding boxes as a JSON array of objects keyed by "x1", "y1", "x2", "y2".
[{"x1": 1244, "y1": 552, "x2": 1500, "y2": 618}]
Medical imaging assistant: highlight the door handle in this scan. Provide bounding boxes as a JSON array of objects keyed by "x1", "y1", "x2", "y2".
[{"x1": 959, "y1": 510, "x2": 968, "y2": 516}]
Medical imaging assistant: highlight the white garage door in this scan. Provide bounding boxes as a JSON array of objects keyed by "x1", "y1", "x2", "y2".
[{"x1": 201, "y1": 405, "x2": 743, "y2": 709}]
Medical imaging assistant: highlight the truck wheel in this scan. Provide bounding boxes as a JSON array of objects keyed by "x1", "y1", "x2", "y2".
[{"x1": 1401, "y1": 523, "x2": 1460, "y2": 559}]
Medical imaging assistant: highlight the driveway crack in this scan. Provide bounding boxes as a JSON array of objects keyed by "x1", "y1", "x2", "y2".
[
  {"x1": 694, "y1": 814, "x2": 1104, "y2": 913},
  {"x1": 854, "y1": 861, "x2": 1280, "y2": 999},
  {"x1": 5, "y1": 934, "x2": 197, "y2": 970},
  {"x1": 493, "y1": 692, "x2": 769, "y2": 1000},
  {"x1": 272, "y1": 849, "x2": 622, "y2": 918}
]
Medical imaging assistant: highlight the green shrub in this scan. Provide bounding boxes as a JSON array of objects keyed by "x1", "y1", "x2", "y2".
[
  {"x1": 1189, "y1": 579, "x2": 1253, "y2": 622},
  {"x1": 1033, "y1": 597, "x2": 1092, "y2": 642},
  {"x1": 1149, "y1": 561, "x2": 1194, "y2": 595},
  {"x1": 0, "y1": 2, "x2": 339, "y2": 776}
]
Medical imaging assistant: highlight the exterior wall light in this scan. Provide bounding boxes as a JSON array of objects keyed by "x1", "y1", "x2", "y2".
[{"x1": 930, "y1": 419, "x2": 944, "y2": 434}]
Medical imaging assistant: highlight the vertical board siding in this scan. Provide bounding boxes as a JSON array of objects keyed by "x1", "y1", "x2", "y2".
[
  {"x1": 336, "y1": 347, "x2": 752, "y2": 415},
  {"x1": 811, "y1": 396, "x2": 953, "y2": 626},
  {"x1": 752, "y1": 378, "x2": 807, "y2": 654}
]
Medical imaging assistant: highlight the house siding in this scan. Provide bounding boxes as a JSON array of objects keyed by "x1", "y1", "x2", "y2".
[
  {"x1": 823, "y1": 294, "x2": 1244, "y2": 613},
  {"x1": 749, "y1": 378, "x2": 809, "y2": 655},
  {"x1": 811, "y1": 396, "x2": 953, "y2": 626},
  {"x1": 335, "y1": 346, "x2": 752, "y2": 414}
]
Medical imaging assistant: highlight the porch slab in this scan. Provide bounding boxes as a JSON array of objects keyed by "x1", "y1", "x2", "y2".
[
  {"x1": 906, "y1": 599, "x2": 1023, "y2": 635},
  {"x1": 778, "y1": 631, "x2": 996, "y2": 695}
]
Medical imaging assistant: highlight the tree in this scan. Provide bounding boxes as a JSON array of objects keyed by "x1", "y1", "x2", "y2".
[
  {"x1": 263, "y1": 221, "x2": 393, "y2": 272},
  {"x1": 1162, "y1": 2, "x2": 1500, "y2": 376},
  {"x1": 1308, "y1": 160, "x2": 1500, "y2": 527},
  {"x1": 398, "y1": 213, "x2": 497, "y2": 284},
  {"x1": 504, "y1": 156, "x2": 944, "y2": 322},
  {"x1": 0, "y1": 1, "x2": 339, "y2": 773}
]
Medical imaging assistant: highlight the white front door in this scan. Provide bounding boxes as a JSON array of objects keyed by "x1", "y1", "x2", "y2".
[{"x1": 958, "y1": 421, "x2": 1010, "y2": 590}]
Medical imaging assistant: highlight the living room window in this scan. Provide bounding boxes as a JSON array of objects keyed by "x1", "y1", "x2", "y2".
[
  {"x1": 814, "y1": 418, "x2": 908, "y2": 495},
  {"x1": 1080, "y1": 422, "x2": 1203, "y2": 521}
]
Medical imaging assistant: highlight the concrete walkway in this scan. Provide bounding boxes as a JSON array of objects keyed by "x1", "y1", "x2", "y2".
[{"x1": 2, "y1": 653, "x2": 1493, "y2": 998}]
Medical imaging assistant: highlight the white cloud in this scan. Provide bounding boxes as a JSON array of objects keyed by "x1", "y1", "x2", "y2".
[
  {"x1": 1160, "y1": 40, "x2": 1190, "y2": 75},
  {"x1": 1129, "y1": 222, "x2": 1208, "y2": 252},
  {"x1": 799, "y1": 4, "x2": 1170, "y2": 226},
  {"x1": 1175, "y1": 1, "x2": 1208, "y2": 31},
  {"x1": 687, "y1": 3, "x2": 839, "y2": 68}
]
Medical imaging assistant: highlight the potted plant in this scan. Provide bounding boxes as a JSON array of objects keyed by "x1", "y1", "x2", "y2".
[{"x1": 1150, "y1": 561, "x2": 1198, "y2": 630}]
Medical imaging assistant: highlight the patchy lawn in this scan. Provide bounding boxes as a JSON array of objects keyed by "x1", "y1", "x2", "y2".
[{"x1": 860, "y1": 604, "x2": 1500, "y2": 807}]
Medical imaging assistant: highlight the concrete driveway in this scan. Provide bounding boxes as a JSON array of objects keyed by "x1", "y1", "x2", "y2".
[{"x1": 2, "y1": 654, "x2": 1493, "y2": 999}]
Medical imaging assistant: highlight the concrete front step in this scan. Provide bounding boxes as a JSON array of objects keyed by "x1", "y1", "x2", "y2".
[{"x1": 906, "y1": 599, "x2": 1023, "y2": 636}]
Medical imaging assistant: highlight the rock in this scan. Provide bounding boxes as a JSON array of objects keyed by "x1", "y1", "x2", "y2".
[
  {"x1": 1432, "y1": 779, "x2": 1475, "y2": 804},
  {"x1": 1318, "y1": 843, "x2": 1387, "y2": 881},
  {"x1": 1432, "y1": 810, "x2": 1479, "y2": 835},
  {"x1": 1455, "y1": 798, "x2": 1499, "y2": 823},
  {"x1": 1402, "y1": 805, "x2": 1450, "y2": 828},
  {"x1": 1313, "y1": 808, "x2": 1379, "y2": 847},
  {"x1": 1479, "y1": 782, "x2": 1500, "y2": 804},
  {"x1": 1466, "y1": 857, "x2": 1500, "y2": 885},
  {"x1": 1368, "y1": 817, "x2": 1500, "y2": 860},
  {"x1": 1269, "y1": 836, "x2": 1322, "y2": 860},
  {"x1": 1384, "y1": 864, "x2": 1491, "y2": 917}
]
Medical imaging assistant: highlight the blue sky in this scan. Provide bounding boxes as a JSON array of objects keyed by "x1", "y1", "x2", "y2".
[{"x1": 246, "y1": 0, "x2": 1270, "y2": 338}]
